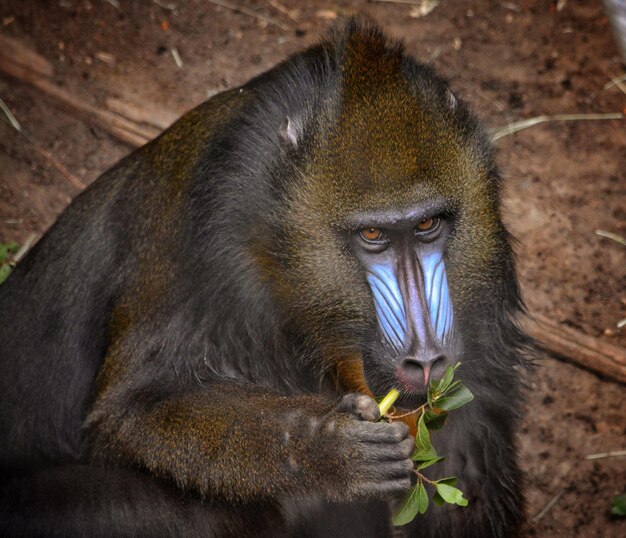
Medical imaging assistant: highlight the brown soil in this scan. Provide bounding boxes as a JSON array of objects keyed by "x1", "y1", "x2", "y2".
[{"x1": 0, "y1": 1, "x2": 624, "y2": 536}]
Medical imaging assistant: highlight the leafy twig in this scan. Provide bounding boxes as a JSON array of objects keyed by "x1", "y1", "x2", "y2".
[{"x1": 378, "y1": 363, "x2": 474, "y2": 526}]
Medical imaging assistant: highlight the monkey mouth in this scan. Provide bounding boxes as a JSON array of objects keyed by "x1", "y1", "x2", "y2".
[{"x1": 395, "y1": 364, "x2": 431, "y2": 394}]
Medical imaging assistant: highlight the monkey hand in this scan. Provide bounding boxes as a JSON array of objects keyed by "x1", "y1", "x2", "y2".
[
  {"x1": 88, "y1": 385, "x2": 415, "y2": 504},
  {"x1": 320, "y1": 393, "x2": 414, "y2": 501}
]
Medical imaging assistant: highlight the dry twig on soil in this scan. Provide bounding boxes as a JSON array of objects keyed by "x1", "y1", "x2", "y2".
[
  {"x1": 206, "y1": 0, "x2": 289, "y2": 30},
  {"x1": 522, "y1": 314, "x2": 626, "y2": 384},
  {"x1": 0, "y1": 97, "x2": 85, "y2": 191},
  {"x1": 491, "y1": 113, "x2": 625, "y2": 141},
  {"x1": 532, "y1": 490, "x2": 565, "y2": 522},
  {"x1": 585, "y1": 450, "x2": 626, "y2": 460},
  {"x1": 596, "y1": 229, "x2": 626, "y2": 248}
]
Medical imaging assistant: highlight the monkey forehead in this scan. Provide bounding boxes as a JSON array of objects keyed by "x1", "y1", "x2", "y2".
[
  {"x1": 316, "y1": 23, "x2": 488, "y2": 192},
  {"x1": 293, "y1": 77, "x2": 492, "y2": 214},
  {"x1": 294, "y1": 135, "x2": 492, "y2": 222}
]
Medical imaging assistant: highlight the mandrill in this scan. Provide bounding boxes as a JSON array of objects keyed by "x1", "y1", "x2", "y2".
[{"x1": 0, "y1": 20, "x2": 531, "y2": 538}]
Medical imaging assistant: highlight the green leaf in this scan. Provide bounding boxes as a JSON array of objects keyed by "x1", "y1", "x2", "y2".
[
  {"x1": 429, "y1": 363, "x2": 463, "y2": 405},
  {"x1": 611, "y1": 494, "x2": 626, "y2": 517},
  {"x1": 415, "y1": 412, "x2": 432, "y2": 453},
  {"x1": 437, "y1": 363, "x2": 457, "y2": 393},
  {"x1": 392, "y1": 480, "x2": 430, "y2": 526},
  {"x1": 427, "y1": 381, "x2": 442, "y2": 408},
  {"x1": 430, "y1": 381, "x2": 462, "y2": 408},
  {"x1": 412, "y1": 413, "x2": 437, "y2": 460},
  {"x1": 427, "y1": 388, "x2": 435, "y2": 409},
  {"x1": 416, "y1": 480, "x2": 429, "y2": 515},
  {"x1": 0, "y1": 264, "x2": 12, "y2": 285},
  {"x1": 412, "y1": 445, "x2": 438, "y2": 461},
  {"x1": 435, "y1": 384, "x2": 474, "y2": 412},
  {"x1": 445, "y1": 379, "x2": 462, "y2": 393},
  {"x1": 0, "y1": 242, "x2": 18, "y2": 261},
  {"x1": 416, "y1": 455, "x2": 445, "y2": 470},
  {"x1": 432, "y1": 491, "x2": 446, "y2": 506},
  {"x1": 435, "y1": 476, "x2": 458, "y2": 487},
  {"x1": 434, "y1": 483, "x2": 469, "y2": 507},
  {"x1": 423, "y1": 409, "x2": 448, "y2": 430},
  {"x1": 392, "y1": 484, "x2": 421, "y2": 526}
]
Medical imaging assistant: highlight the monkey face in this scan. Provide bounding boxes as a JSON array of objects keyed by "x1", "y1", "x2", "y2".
[
  {"x1": 278, "y1": 121, "x2": 499, "y2": 406},
  {"x1": 348, "y1": 207, "x2": 454, "y2": 397}
]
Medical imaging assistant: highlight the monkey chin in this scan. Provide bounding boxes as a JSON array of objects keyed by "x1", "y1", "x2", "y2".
[{"x1": 394, "y1": 390, "x2": 428, "y2": 410}]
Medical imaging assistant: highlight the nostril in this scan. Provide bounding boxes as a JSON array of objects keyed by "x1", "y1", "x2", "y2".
[
  {"x1": 400, "y1": 354, "x2": 448, "y2": 386},
  {"x1": 401, "y1": 357, "x2": 422, "y2": 372},
  {"x1": 428, "y1": 353, "x2": 447, "y2": 372},
  {"x1": 428, "y1": 355, "x2": 448, "y2": 383},
  {"x1": 401, "y1": 354, "x2": 447, "y2": 369}
]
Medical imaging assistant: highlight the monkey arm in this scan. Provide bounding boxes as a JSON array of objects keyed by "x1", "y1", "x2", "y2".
[{"x1": 86, "y1": 381, "x2": 414, "y2": 503}]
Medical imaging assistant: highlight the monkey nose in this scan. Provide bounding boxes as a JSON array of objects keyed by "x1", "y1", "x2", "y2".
[{"x1": 399, "y1": 354, "x2": 447, "y2": 389}]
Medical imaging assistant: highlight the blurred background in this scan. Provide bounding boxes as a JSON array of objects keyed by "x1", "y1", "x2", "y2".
[{"x1": 0, "y1": 1, "x2": 624, "y2": 536}]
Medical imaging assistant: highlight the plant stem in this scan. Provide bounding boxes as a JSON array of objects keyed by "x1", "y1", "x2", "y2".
[
  {"x1": 415, "y1": 469, "x2": 437, "y2": 485},
  {"x1": 378, "y1": 388, "x2": 400, "y2": 417},
  {"x1": 388, "y1": 403, "x2": 426, "y2": 419}
]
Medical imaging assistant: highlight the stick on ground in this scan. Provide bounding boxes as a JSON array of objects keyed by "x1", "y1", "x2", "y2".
[{"x1": 523, "y1": 314, "x2": 626, "y2": 384}]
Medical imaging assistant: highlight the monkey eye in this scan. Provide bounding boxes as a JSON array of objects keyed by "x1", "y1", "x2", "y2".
[
  {"x1": 359, "y1": 227, "x2": 386, "y2": 243},
  {"x1": 415, "y1": 216, "x2": 441, "y2": 236}
]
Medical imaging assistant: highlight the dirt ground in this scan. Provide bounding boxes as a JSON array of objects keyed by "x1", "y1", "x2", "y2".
[{"x1": 0, "y1": 0, "x2": 624, "y2": 536}]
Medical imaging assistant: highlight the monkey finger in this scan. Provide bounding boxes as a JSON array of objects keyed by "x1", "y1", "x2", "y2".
[
  {"x1": 359, "y1": 458, "x2": 414, "y2": 482},
  {"x1": 355, "y1": 477, "x2": 413, "y2": 499},
  {"x1": 363, "y1": 436, "x2": 414, "y2": 462},
  {"x1": 350, "y1": 421, "x2": 409, "y2": 443},
  {"x1": 335, "y1": 393, "x2": 380, "y2": 422}
]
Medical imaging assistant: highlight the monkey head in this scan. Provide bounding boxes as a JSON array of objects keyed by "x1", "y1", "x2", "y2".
[{"x1": 262, "y1": 27, "x2": 513, "y2": 407}]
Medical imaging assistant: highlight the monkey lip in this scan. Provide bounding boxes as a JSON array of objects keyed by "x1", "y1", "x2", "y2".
[{"x1": 395, "y1": 365, "x2": 429, "y2": 394}]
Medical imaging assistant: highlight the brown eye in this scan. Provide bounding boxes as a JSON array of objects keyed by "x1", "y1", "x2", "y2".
[
  {"x1": 415, "y1": 216, "x2": 440, "y2": 234},
  {"x1": 360, "y1": 227, "x2": 384, "y2": 242}
]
